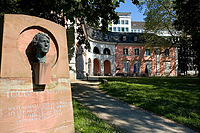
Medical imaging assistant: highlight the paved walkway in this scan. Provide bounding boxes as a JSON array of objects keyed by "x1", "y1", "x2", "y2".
[{"x1": 71, "y1": 79, "x2": 196, "y2": 133}]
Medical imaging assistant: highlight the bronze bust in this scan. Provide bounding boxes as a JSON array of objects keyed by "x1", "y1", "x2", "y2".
[{"x1": 32, "y1": 33, "x2": 50, "y2": 63}]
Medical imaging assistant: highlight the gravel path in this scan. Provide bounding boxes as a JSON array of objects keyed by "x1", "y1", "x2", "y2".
[{"x1": 71, "y1": 80, "x2": 196, "y2": 133}]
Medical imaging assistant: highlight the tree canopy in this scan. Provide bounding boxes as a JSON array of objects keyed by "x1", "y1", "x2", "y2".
[
  {"x1": 138, "y1": 0, "x2": 199, "y2": 76},
  {"x1": 173, "y1": 0, "x2": 200, "y2": 76},
  {"x1": 0, "y1": 0, "x2": 139, "y2": 31},
  {"x1": 138, "y1": 0, "x2": 178, "y2": 51}
]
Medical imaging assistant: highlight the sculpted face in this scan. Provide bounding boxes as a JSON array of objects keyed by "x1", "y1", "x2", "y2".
[
  {"x1": 32, "y1": 33, "x2": 50, "y2": 63},
  {"x1": 37, "y1": 35, "x2": 50, "y2": 54}
]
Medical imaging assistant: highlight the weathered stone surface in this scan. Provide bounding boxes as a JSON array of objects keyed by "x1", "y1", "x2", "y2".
[
  {"x1": 0, "y1": 78, "x2": 74, "y2": 133},
  {"x1": 0, "y1": 14, "x2": 74, "y2": 132},
  {"x1": 0, "y1": 14, "x2": 69, "y2": 78},
  {"x1": 32, "y1": 63, "x2": 51, "y2": 85}
]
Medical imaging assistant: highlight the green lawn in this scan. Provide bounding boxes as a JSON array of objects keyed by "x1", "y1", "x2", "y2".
[
  {"x1": 73, "y1": 98, "x2": 119, "y2": 133},
  {"x1": 99, "y1": 77, "x2": 200, "y2": 132}
]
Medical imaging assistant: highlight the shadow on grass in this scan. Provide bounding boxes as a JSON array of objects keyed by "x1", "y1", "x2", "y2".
[
  {"x1": 73, "y1": 98, "x2": 119, "y2": 133},
  {"x1": 99, "y1": 77, "x2": 200, "y2": 132},
  {"x1": 72, "y1": 80, "x2": 196, "y2": 133}
]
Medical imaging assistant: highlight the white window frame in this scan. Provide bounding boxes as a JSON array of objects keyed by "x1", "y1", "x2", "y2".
[
  {"x1": 165, "y1": 49, "x2": 170, "y2": 56},
  {"x1": 134, "y1": 48, "x2": 140, "y2": 56},
  {"x1": 122, "y1": 27, "x2": 125, "y2": 32},
  {"x1": 123, "y1": 48, "x2": 129, "y2": 55},
  {"x1": 145, "y1": 61, "x2": 152, "y2": 73},
  {"x1": 165, "y1": 62, "x2": 171, "y2": 73},
  {"x1": 121, "y1": 20, "x2": 124, "y2": 24},
  {"x1": 126, "y1": 27, "x2": 129, "y2": 32},
  {"x1": 134, "y1": 61, "x2": 140, "y2": 73},
  {"x1": 113, "y1": 27, "x2": 116, "y2": 32},
  {"x1": 118, "y1": 27, "x2": 120, "y2": 32},
  {"x1": 123, "y1": 61, "x2": 129, "y2": 73},
  {"x1": 125, "y1": 20, "x2": 128, "y2": 25}
]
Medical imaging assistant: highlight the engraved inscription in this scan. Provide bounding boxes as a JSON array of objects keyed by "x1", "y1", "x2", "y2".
[
  {"x1": 6, "y1": 88, "x2": 65, "y2": 98},
  {"x1": 7, "y1": 101, "x2": 70, "y2": 124}
]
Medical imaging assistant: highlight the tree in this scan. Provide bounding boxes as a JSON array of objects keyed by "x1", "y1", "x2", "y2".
[
  {"x1": 1, "y1": 0, "x2": 139, "y2": 31},
  {"x1": 137, "y1": 0, "x2": 198, "y2": 75},
  {"x1": 138, "y1": 0, "x2": 177, "y2": 50},
  {"x1": 0, "y1": 0, "x2": 139, "y2": 62},
  {"x1": 174, "y1": 0, "x2": 200, "y2": 76}
]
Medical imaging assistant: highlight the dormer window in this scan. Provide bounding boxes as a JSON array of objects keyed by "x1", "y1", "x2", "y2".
[
  {"x1": 122, "y1": 35, "x2": 127, "y2": 41},
  {"x1": 132, "y1": 36, "x2": 138, "y2": 42},
  {"x1": 103, "y1": 34, "x2": 108, "y2": 40}
]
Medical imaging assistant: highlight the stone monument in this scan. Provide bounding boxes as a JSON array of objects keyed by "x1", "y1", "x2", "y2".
[
  {"x1": 0, "y1": 14, "x2": 74, "y2": 132},
  {"x1": 31, "y1": 32, "x2": 51, "y2": 85}
]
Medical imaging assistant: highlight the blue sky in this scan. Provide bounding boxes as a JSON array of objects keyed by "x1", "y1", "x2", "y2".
[{"x1": 115, "y1": 0, "x2": 145, "y2": 22}]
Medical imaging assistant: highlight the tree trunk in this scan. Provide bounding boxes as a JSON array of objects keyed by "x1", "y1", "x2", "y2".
[{"x1": 197, "y1": 60, "x2": 200, "y2": 77}]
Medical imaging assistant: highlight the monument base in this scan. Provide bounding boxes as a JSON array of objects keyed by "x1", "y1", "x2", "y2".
[
  {"x1": 32, "y1": 63, "x2": 51, "y2": 85},
  {"x1": 0, "y1": 78, "x2": 74, "y2": 133}
]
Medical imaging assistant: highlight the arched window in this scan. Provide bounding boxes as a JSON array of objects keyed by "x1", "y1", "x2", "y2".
[
  {"x1": 103, "y1": 48, "x2": 111, "y2": 55},
  {"x1": 93, "y1": 47, "x2": 100, "y2": 54}
]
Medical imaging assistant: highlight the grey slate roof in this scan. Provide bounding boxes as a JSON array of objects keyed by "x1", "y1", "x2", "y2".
[
  {"x1": 131, "y1": 21, "x2": 145, "y2": 29},
  {"x1": 85, "y1": 26, "x2": 144, "y2": 43}
]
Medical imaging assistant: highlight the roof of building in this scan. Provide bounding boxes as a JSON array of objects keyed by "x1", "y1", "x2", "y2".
[
  {"x1": 131, "y1": 21, "x2": 145, "y2": 29},
  {"x1": 116, "y1": 12, "x2": 131, "y2": 16},
  {"x1": 85, "y1": 25, "x2": 144, "y2": 43}
]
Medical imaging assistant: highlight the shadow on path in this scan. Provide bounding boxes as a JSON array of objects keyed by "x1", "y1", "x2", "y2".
[{"x1": 71, "y1": 80, "x2": 196, "y2": 133}]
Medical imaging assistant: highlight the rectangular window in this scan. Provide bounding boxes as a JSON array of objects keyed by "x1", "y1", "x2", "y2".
[
  {"x1": 145, "y1": 61, "x2": 152, "y2": 73},
  {"x1": 134, "y1": 61, "x2": 140, "y2": 73},
  {"x1": 123, "y1": 48, "x2": 128, "y2": 55},
  {"x1": 134, "y1": 29, "x2": 137, "y2": 32},
  {"x1": 134, "y1": 36, "x2": 138, "y2": 41},
  {"x1": 113, "y1": 27, "x2": 116, "y2": 32},
  {"x1": 138, "y1": 30, "x2": 140, "y2": 33},
  {"x1": 118, "y1": 27, "x2": 120, "y2": 32},
  {"x1": 123, "y1": 61, "x2": 129, "y2": 73},
  {"x1": 122, "y1": 36, "x2": 127, "y2": 41},
  {"x1": 165, "y1": 62, "x2": 171, "y2": 73},
  {"x1": 109, "y1": 27, "x2": 112, "y2": 31},
  {"x1": 134, "y1": 48, "x2": 140, "y2": 56},
  {"x1": 125, "y1": 20, "x2": 128, "y2": 25},
  {"x1": 165, "y1": 49, "x2": 170, "y2": 56},
  {"x1": 118, "y1": 20, "x2": 120, "y2": 24},
  {"x1": 121, "y1": 20, "x2": 124, "y2": 24},
  {"x1": 126, "y1": 28, "x2": 129, "y2": 32},
  {"x1": 122, "y1": 27, "x2": 125, "y2": 32},
  {"x1": 145, "y1": 49, "x2": 151, "y2": 56}
]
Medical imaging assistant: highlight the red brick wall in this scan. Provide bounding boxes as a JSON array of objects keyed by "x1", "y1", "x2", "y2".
[{"x1": 116, "y1": 45, "x2": 176, "y2": 75}]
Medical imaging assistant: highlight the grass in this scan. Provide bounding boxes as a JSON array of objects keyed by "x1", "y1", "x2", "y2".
[
  {"x1": 99, "y1": 77, "x2": 200, "y2": 132},
  {"x1": 73, "y1": 98, "x2": 119, "y2": 133}
]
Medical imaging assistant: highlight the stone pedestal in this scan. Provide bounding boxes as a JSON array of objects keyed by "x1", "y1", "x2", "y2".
[
  {"x1": 0, "y1": 78, "x2": 74, "y2": 133},
  {"x1": 0, "y1": 14, "x2": 74, "y2": 132},
  {"x1": 32, "y1": 63, "x2": 51, "y2": 85}
]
